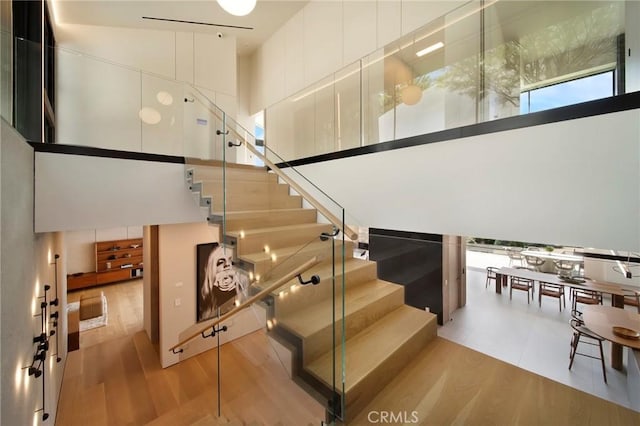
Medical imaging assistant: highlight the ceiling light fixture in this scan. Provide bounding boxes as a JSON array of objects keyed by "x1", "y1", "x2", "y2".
[
  {"x1": 217, "y1": 0, "x2": 256, "y2": 17},
  {"x1": 401, "y1": 85, "x2": 423, "y2": 106},
  {"x1": 416, "y1": 42, "x2": 444, "y2": 57}
]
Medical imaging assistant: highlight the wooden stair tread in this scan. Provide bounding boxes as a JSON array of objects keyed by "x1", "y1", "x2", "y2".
[
  {"x1": 263, "y1": 258, "x2": 375, "y2": 291},
  {"x1": 306, "y1": 305, "x2": 436, "y2": 394},
  {"x1": 278, "y1": 279, "x2": 403, "y2": 338},
  {"x1": 227, "y1": 223, "x2": 331, "y2": 237},
  {"x1": 186, "y1": 159, "x2": 268, "y2": 171},
  {"x1": 211, "y1": 208, "x2": 315, "y2": 217},
  {"x1": 240, "y1": 240, "x2": 351, "y2": 264}
]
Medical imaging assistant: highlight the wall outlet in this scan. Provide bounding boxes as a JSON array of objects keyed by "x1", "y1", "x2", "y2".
[{"x1": 174, "y1": 298, "x2": 181, "y2": 307}]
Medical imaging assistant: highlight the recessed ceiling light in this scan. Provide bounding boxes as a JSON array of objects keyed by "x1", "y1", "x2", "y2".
[
  {"x1": 416, "y1": 42, "x2": 444, "y2": 57},
  {"x1": 217, "y1": 0, "x2": 256, "y2": 17}
]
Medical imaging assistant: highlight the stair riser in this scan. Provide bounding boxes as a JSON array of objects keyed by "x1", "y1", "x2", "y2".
[
  {"x1": 200, "y1": 181, "x2": 290, "y2": 197},
  {"x1": 344, "y1": 319, "x2": 437, "y2": 423},
  {"x1": 190, "y1": 167, "x2": 278, "y2": 183},
  {"x1": 246, "y1": 241, "x2": 355, "y2": 278},
  {"x1": 232, "y1": 224, "x2": 333, "y2": 255},
  {"x1": 223, "y1": 210, "x2": 318, "y2": 231},
  {"x1": 302, "y1": 287, "x2": 404, "y2": 365},
  {"x1": 273, "y1": 261, "x2": 378, "y2": 318}
]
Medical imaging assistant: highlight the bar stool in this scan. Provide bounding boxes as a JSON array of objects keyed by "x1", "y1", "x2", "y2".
[{"x1": 569, "y1": 310, "x2": 607, "y2": 383}]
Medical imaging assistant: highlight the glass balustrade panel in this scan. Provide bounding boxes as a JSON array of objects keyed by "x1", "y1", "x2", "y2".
[
  {"x1": 265, "y1": 0, "x2": 629, "y2": 163},
  {"x1": 185, "y1": 91, "x2": 349, "y2": 422}
]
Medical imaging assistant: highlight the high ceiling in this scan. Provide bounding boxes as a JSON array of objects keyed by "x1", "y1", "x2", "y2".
[{"x1": 52, "y1": 0, "x2": 309, "y2": 56}]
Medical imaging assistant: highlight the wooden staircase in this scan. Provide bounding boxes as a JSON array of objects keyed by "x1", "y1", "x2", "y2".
[{"x1": 186, "y1": 161, "x2": 438, "y2": 423}]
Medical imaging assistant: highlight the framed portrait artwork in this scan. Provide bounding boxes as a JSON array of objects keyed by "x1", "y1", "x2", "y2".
[{"x1": 196, "y1": 243, "x2": 249, "y2": 322}]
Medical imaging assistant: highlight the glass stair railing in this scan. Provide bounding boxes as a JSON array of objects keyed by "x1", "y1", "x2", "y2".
[
  {"x1": 37, "y1": 40, "x2": 441, "y2": 424},
  {"x1": 36, "y1": 41, "x2": 350, "y2": 423}
]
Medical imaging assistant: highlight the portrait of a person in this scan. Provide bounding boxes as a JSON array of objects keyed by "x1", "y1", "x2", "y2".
[{"x1": 197, "y1": 244, "x2": 248, "y2": 322}]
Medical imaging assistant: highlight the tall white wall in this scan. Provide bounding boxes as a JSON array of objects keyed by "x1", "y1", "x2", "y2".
[
  {"x1": 1, "y1": 119, "x2": 67, "y2": 426},
  {"x1": 157, "y1": 222, "x2": 263, "y2": 368},
  {"x1": 55, "y1": 24, "x2": 237, "y2": 155},
  {"x1": 288, "y1": 109, "x2": 640, "y2": 253},
  {"x1": 34, "y1": 152, "x2": 206, "y2": 233},
  {"x1": 250, "y1": 0, "x2": 464, "y2": 113}
]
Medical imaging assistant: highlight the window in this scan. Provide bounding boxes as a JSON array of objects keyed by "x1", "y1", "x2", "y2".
[{"x1": 520, "y1": 71, "x2": 616, "y2": 114}]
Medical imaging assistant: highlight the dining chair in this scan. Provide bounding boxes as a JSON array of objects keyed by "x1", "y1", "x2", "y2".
[
  {"x1": 623, "y1": 289, "x2": 640, "y2": 313},
  {"x1": 571, "y1": 288, "x2": 603, "y2": 312},
  {"x1": 506, "y1": 249, "x2": 524, "y2": 267},
  {"x1": 568, "y1": 310, "x2": 607, "y2": 383},
  {"x1": 510, "y1": 276, "x2": 534, "y2": 303},
  {"x1": 485, "y1": 266, "x2": 499, "y2": 289},
  {"x1": 553, "y1": 259, "x2": 575, "y2": 277},
  {"x1": 539, "y1": 281, "x2": 566, "y2": 312},
  {"x1": 524, "y1": 255, "x2": 545, "y2": 272}
]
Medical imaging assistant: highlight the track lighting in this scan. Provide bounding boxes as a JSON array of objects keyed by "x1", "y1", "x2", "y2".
[{"x1": 28, "y1": 366, "x2": 42, "y2": 378}]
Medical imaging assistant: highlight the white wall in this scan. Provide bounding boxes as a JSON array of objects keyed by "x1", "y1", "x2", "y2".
[
  {"x1": 288, "y1": 109, "x2": 640, "y2": 253},
  {"x1": 250, "y1": 0, "x2": 464, "y2": 114},
  {"x1": 1, "y1": 119, "x2": 67, "y2": 426},
  {"x1": 157, "y1": 222, "x2": 264, "y2": 368},
  {"x1": 55, "y1": 24, "x2": 237, "y2": 156},
  {"x1": 34, "y1": 152, "x2": 206, "y2": 233}
]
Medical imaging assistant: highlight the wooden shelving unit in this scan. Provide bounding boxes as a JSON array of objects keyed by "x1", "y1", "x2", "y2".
[{"x1": 67, "y1": 237, "x2": 143, "y2": 291}]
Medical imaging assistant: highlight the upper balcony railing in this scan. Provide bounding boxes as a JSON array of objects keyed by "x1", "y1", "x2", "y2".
[{"x1": 265, "y1": 0, "x2": 630, "y2": 163}]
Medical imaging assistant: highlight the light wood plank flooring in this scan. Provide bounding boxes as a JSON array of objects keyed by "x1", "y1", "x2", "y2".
[
  {"x1": 58, "y1": 279, "x2": 640, "y2": 425},
  {"x1": 67, "y1": 279, "x2": 144, "y2": 348},
  {"x1": 58, "y1": 280, "x2": 324, "y2": 425}
]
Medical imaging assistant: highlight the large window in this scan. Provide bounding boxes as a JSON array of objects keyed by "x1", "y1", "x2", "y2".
[
  {"x1": 266, "y1": 1, "x2": 628, "y2": 162},
  {"x1": 13, "y1": 0, "x2": 55, "y2": 143},
  {"x1": 520, "y1": 70, "x2": 616, "y2": 114}
]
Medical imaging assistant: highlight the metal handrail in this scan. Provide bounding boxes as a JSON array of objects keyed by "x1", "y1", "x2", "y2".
[
  {"x1": 169, "y1": 256, "x2": 321, "y2": 352},
  {"x1": 187, "y1": 88, "x2": 358, "y2": 241}
]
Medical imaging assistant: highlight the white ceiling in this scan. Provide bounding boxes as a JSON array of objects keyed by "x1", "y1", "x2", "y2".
[{"x1": 52, "y1": 0, "x2": 309, "y2": 56}]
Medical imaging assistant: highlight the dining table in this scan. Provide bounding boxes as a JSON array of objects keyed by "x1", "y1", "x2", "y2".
[
  {"x1": 494, "y1": 267, "x2": 628, "y2": 307},
  {"x1": 583, "y1": 305, "x2": 640, "y2": 370}
]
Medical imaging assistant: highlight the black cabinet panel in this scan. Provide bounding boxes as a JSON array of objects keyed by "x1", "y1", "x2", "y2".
[{"x1": 369, "y1": 228, "x2": 444, "y2": 324}]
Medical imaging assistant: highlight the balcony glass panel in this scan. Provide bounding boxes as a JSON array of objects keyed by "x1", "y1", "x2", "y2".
[{"x1": 265, "y1": 0, "x2": 627, "y2": 162}]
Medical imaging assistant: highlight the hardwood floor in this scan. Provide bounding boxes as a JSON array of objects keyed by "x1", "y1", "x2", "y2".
[
  {"x1": 58, "y1": 281, "x2": 324, "y2": 425},
  {"x1": 67, "y1": 279, "x2": 144, "y2": 348},
  {"x1": 352, "y1": 337, "x2": 640, "y2": 425},
  {"x1": 59, "y1": 279, "x2": 640, "y2": 425}
]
